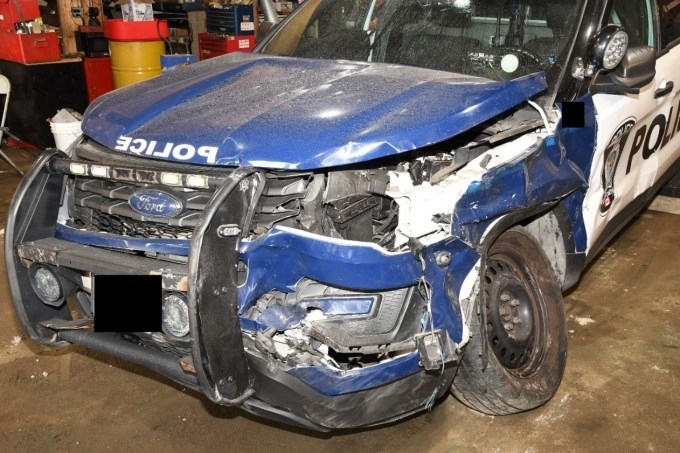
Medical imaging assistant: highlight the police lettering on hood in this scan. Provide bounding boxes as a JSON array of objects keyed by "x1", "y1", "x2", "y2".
[{"x1": 115, "y1": 136, "x2": 219, "y2": 164}]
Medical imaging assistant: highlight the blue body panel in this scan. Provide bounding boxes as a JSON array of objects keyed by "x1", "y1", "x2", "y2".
[
  {"x1": 451, "y1": 133, "x2": 587, "y2": 245},
  {"x1": 560, "y1": 96, "x2": 598, "y2": 178},
  {"x1": 83, "y1": 54, "x2": 547, "y2": 170},
  {"x1": 237, "y1": 226, "x2": 422, "y2": 313},
  {"x1": 558, "y1": 95, "x2": 598, "y2": 253},
  {"x1": 419, "y1": 239, "x2": 479, "y2": 343}
]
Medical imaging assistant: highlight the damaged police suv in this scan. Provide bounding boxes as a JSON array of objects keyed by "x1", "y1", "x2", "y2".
[{"x1": 7, "y1": 0, "x2": 680, "y2": 430}]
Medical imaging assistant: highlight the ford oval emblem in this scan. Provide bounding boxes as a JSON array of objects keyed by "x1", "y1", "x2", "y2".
[{"x1": 129, "y1": 189, "x2": 183, "y2": 218}]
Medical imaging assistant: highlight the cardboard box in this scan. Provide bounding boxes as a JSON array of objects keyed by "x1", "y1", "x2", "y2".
[
  {"x1": 118, "y1": 0, "x2": 154, "y2": 21},
  {"x1": 275, "y1": 1, "x2": 294, "y2": 14}
]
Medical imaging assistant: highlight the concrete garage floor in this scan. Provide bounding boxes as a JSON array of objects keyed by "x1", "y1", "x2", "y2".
[{"x1": 0, "y1": 149, "x2": 678, "y2": 452}]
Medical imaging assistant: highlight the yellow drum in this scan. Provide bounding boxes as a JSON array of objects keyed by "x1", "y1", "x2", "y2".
[
  {"x1": 109, "y1": 40, "x2": 165, "y2": 88},
  {"x1": 103, "y1": 19, "x2": 169, "y2": 88}
]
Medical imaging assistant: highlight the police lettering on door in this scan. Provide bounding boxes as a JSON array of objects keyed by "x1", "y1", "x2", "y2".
[{"x1": 625, "y1": 101, "x2": 680, "y2": 174}]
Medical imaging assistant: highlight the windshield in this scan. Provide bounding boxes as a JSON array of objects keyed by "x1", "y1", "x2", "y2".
[{"x1": 258, "y1": 0, "x2": 583, "y2": 81}]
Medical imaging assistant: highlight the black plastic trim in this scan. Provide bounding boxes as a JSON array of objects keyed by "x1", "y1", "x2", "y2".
[
  {"x1": 241, "y1": 398, "x2": 330, "y2": 432},
  {"x1": 564, "y1": 252, "x2": 586, "y2": 291},
  {"x1": 474, "y1": 200, "x2": 584, "y2": 291},
  {"x1": 56, "y1": 329, "x2": 200, "y2": 390},
  {"x1": 245, "y1": 352, "x2": 455, "y2": 430},
  {"x1": 477, "y1": 202, "x2": 557, "y2": 252},
  {"x1": 550, "y1": 201, "x2": 584, "y2": 290}
]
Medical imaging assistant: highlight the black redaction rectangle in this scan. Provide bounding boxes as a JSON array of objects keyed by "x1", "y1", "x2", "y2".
[{"x1": 93, "y1": 275, "x2": 162, "y2": 332}]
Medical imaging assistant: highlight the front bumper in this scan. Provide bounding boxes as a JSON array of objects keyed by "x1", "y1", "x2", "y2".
[{"x1": 5, "y1": 151, "x2": 462, "y2": 430}]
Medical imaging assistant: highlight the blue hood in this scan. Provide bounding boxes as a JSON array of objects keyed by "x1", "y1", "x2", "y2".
[{"x1": 83, "y1": 53, "x2": 547, "y2": 170}]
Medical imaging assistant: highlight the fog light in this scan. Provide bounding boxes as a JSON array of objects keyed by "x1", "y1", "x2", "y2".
[
  {"x1": 29, "y1": 265, "x2": 64, "y2": 306},
  {"x1": 162, "y1": 294, "x2": 190, "y2": 338}
]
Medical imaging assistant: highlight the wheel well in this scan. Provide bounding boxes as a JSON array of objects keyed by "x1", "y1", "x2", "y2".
[
  {"x1": 521, "y1": 211, "x2": 566, "y2": 287},
  {"x1": 479, "y1": 202, "x2": 579, "y2": 292},
  {"x1": 519, "y1": 205, "x2": 574, "y2": 289}
]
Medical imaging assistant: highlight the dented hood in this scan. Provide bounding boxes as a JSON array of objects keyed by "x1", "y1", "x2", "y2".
[{"x1": 83, "y1": 53, "x2": 547, "y2": 170}]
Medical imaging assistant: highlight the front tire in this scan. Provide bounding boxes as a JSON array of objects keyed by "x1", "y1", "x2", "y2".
[{"x1": 451, "y1": 226, "x2": 567, "y2": 415}]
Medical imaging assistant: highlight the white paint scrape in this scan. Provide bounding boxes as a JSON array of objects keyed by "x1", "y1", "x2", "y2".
[
  {"x1": 535, "y1": 393, "x2": 571, "y2": 422},
  {"x1": 573, "y1": 316, "x2": 596, "y2": 326},
  {"x1": 386, "y1": 134, "x2": 543, "y2": 247},
  {"x1": 652, "y1": 365, "x2": 669, "y2": 373}
]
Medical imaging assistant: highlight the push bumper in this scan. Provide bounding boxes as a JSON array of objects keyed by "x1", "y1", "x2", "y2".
[{"x1": 5, "y1": 152, "x2": 457, "y2": 430}]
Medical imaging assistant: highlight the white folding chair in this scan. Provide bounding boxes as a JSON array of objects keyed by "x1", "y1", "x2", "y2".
[{"x1": 0, "y1": 75, "x2": 24, "y2": 176}]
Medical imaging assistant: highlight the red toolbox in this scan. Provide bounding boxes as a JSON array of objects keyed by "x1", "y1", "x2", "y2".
[
  {"x1": 0, "y1": 31, "x2": 61, "y2": 64},
  {"x1": 198, "y1": 33, "x2": 255, "y2": 60},
  {"x1": 82, "y1": 56, "x2": 115, "y2": 102},
  {"x1": 0, "y1": 0, "x2": 40, "y2": 29}
]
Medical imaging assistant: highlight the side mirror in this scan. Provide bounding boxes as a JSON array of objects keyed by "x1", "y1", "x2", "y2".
[
  {"x1": 588, "y1": 25, "x2": 656, "y2": 95},
  {"x1": 590, "y1": 46, "x2": 656, "y2": 95}
]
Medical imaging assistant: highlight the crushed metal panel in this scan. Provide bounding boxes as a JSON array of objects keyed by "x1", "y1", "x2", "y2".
[
  {"x1": 451, "y1": 134, "x2": 587, "y2": 242},
  {"x1": 238, "y1": 226, "x2": 422, "y2": 313}
]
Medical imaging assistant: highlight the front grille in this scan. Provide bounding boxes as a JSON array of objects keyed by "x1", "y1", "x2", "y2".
[
  {"x1": 69, "y1": 177, "x2": 213, "y2": 239},
  {"x1": 69, "y1": 174, "x2": 311, "y2": 239},
  {"x1": 74, "y1": 177, "x2": 212, "y2": 227},
  {"x1": 254, "y1": 174, "x2": 308, "y2": 229},
  {"x1": 69, "y1": 209, "x2": 194, "y2": 239},
  {"x1": 60, "y1": 152, "x2": 312, "y2": 241}
]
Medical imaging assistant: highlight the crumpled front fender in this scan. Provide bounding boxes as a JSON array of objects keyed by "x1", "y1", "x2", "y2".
[{"x1": 452, "y1": 133, "x2": 587, "y2": 245}]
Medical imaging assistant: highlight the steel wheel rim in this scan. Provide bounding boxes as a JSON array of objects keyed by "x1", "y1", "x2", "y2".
[{"x1": 484, "y1": 255, "x2": 548, "y2": 376}]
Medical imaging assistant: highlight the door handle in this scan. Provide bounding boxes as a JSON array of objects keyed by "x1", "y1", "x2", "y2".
[{"x1": 655, "y1": 81, "x2": 674, "y2": 98}]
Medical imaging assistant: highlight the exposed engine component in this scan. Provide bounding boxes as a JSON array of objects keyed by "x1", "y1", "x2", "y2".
[
  {"x1": 245, "y1": 279, "x2": 425, "y2": 370},
  {"x1": 248, "y1": 110, "x2": 542, "y2": 249},
  {"x1": 252, "y1": 168, "x2": 397, "y2": 246}
]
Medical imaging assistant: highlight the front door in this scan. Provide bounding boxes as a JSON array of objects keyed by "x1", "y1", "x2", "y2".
[{"x1": 583, "y1": 0, "x2": 680, "y2": 254}]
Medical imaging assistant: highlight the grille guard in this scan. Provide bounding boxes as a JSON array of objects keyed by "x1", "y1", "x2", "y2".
[
  {"x1": 12, "y1": 151, "x2": 265, "y2": 405},
  {"x1": 187, "y1": 167, "x2": 263, "y2": 404},
  {"x1": 50, "y1": 152, "x2": 275, "y2": 404},
  {"x1": 5, "y1": 150, "x2": 72, "y2": 348}
]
